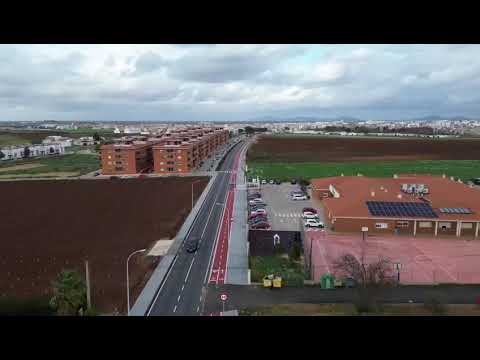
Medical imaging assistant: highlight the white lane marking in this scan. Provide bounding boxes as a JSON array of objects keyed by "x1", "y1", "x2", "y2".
[
  {"x1": 184, "y1": 258, "x2": 196, "y2": 283},
  {"x1": 177, "y1": 295, "x2": 181, "y2": 302},
  {"x1": 146, "y1": 253, "x2": 180, "y2": 316},
  {"x1": 197, "y1": 305, "x2": 200, "y2": 313},
  {"x1": 181, "y1": 284, "x2": 185, "y2": 291},
  {"x1": 173, "y1": 305, "x2": 177, "y2": 313}
]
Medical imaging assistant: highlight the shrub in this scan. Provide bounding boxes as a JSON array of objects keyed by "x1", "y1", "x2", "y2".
[{"x1": 0, "y1": 296, "x2": 55, "y2": 316}]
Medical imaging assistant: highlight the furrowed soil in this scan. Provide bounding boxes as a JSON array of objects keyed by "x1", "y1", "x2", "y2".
[
  {"x1": 0, "y1": 177, "x2": 209, "y2": 314},
  {"x1": 247, "y1": 135, "x2": 480, "y2": 162}
]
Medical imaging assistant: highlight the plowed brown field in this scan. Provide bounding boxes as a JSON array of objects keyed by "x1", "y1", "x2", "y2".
[
  {"x1": 247, "y1": 136, "x2": 480, "y2": 162},
  {"x1": 0, "y1": 177, "x2": 208, "y2": 314}
]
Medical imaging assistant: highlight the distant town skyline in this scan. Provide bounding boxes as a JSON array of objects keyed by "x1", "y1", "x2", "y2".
[{"x1": 2, "y1": 44, "x2": 480, "y2": 122}]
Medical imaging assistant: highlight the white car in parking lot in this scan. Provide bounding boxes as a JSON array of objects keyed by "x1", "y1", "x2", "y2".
[
  {"x1": 291, "y1": 194, "x2": 307, "y2": 200},
  {"x1": 249, "y1": 198, "x2": 265, "y2": 205},
  {"x1": 304, "y1": 219, "x2": 324, "y2": 228},
  {"x1": 302, "y1": 212, "x2": 319, "y2": 219}
]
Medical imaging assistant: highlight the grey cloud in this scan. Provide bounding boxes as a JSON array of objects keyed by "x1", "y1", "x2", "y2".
[{"x1": 134, "y1": 51, "x2": 166, "y2": 74}]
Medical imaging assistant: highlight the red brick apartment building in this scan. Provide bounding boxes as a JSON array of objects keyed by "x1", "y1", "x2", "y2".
[
  {"x1": 311, "y1": 174, "x2": 480, "y2": 238},
  {"x1": 100, "y1": 141, "x2": 153, "y2": 175},
  {"x1": 100, "y1": 127, "x2": 229, "y2": 175}
]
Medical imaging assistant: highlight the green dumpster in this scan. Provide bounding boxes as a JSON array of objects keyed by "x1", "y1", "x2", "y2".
[{"x1": 320, "y1": 273, "x2": 335, "y2": 289}]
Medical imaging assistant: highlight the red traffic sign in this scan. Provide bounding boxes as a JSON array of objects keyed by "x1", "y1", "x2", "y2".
[{"x1": 220, "y1": 293, "x2": 228, "y2": 301}]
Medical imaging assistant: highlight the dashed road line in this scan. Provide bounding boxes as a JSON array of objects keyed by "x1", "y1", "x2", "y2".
[
  {"x1": 184, "y1": 258, "x2": 195, "y2": 283},
  {"x1": 177, "y1": 295, "x2": 181, "y2": 302},
  {"x1": 173, "y1": 305, "x2": 177, "y2": 312}
]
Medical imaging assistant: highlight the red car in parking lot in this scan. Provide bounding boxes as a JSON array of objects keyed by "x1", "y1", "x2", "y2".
[
  {"x1": 250, "y1": 222, "x2": 271, "y2": 230},
  {"x1": 302, "y1": 207, "x2": 317, "y2": 214}
]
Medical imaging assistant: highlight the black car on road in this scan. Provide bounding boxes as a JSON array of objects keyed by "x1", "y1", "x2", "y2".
[{"x1": 185, "y1": 237, "x2": 200, "y2": 253}]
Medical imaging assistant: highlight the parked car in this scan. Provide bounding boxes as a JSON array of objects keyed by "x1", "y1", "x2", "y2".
[
  {"x1": 302, "y1": 212, "x2": 319, "y2": 219},
  {"x1": 274, "y1": 179, "x2": 282, "y2": 185},
  {"x1": 185, "y1": 237, "x2": 200, "y2": 253},
  {"x1": 249, "y1": 217, "x2": 268, "y2": 225},
  {"x1": 269, "y1": 180, "x2": 274, "y2": 184},
  {"x1": 291, "y1": 179, "x2": 297, "y2": 184},
  {"x1": 248, "y1": 192, "x2": 262, "y2": 199},
  {"x1": 304, "y1": 219, "x2": 324, "y2": 228},
  {"x1": 302, "y1": 207, "x2": 318, "y2": 214},
  {"x1": 249, "y1": 197, "x2": 264, "y2": 203},
  {"x1": 292, "y1": 194, "x2": 308, "y2": 201},
  {"x1": 110, "y1": 176, "x2": 120, "y2": 180},
  {"x1": 249, "y1": 200, "x2": 266, "y2": 206},
  {"x1": 251, "y1": 222, "x2": 271, "y2": 230},
  {"x1": 250, "y1": 206, "x2": 266, "y2": 213},
  {"x1": 261, "y1": 179, "x2": 267, "y2": 184},
  {"x1": 290, "y1": 190, "x2": 305, "y2": 196},
  {"x1": 250, "y1": 209, "x2": 267, "y2": 216}
]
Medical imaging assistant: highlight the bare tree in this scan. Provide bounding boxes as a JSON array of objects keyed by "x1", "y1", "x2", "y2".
[
  {"x1": 333, "y1": 253, "x2": 394, "y2": 288},
  {"x1": 333, "y1": 253, "x2": 394, "y2": 314}
]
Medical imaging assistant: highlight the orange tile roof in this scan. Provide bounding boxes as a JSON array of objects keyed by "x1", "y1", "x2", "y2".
[{"x1": 312, "y1": 175, "x2": 480, "y2": 221}]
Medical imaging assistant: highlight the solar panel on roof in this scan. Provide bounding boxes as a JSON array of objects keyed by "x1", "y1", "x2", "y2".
[
  {"x1": 438, "y1": 207, "x2": 473, "y2": 215},
  {"x1": 366, "y1": 201, "x2": 438, "y2": 218}
]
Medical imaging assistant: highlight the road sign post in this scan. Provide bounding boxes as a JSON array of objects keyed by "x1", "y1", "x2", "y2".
[
  {"x1": 220, "y1": 293, "x2": 228, "y2": 314},
  {"x1": 394, "y1": 262, "x2": 402, "y2": 285}
]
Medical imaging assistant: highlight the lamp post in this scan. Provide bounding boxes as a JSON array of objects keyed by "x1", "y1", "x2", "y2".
[
  {"x1": 126, "y1": 248, "x2": 146, "y2": 316},
  {"x1": 191, "y1": 179, "x2": 202, "y2": 210}
]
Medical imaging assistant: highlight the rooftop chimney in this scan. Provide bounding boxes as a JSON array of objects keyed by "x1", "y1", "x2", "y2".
[
  {"x1": 371, "y1": 190, "x2": 375, "y2": 197},
  {"x1": 442, "y1": 174, "x2": 446, "y2": 179},
  {"x1": 341, "y1": 173, "x2": 344, "y2": 176},
  {"x1": 450, "y1": 176, "x2": 455, "y2": 181},
  {"x1": 393, "y1": 174, "x2": 398, "y2": 179},
  {"x1": 397, "y1": 194, "x2": 402, "y2": 199}
]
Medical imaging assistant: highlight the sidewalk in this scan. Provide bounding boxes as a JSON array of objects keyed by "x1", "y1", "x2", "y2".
[{"x1": 226, "y1": 139, "x2": 251, "y2": 285}]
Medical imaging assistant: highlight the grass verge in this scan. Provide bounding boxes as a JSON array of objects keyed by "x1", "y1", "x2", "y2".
[
  {"x1": 249, "y1": 255, "x2": 305, "y2": 286},
  {"x1": 247, "y1": 160, "x2": 480, "y2": 182},
  {"x1": 0, "y1": 154, "x2": 100, "y2": 176}
]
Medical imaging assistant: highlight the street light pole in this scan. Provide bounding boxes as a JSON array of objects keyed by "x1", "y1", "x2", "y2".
[{"x1": 126, "y1": 248, "x2": 146, "y2": 316}]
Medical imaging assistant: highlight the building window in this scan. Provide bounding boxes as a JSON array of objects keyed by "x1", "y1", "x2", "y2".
[
  {"x1": 160, "y1": 162, "x2": 164, "y2": 165},
  {"x1": 115, "y1": 161, "x2": 122, "y2": 165},
  {"x1": 396, "y1": 221, "x2": 409, "y2": 228},
  {"x1": 375, "y1": 223, "x2": 388, "y2": 229},
  {"x1": 461, "y1": 222, "x2": 473, "y2": 229},
  {"x1": 167, "y1": 167, "x2": 175, "y2": 171},
  {"x1": 115, "y1": 149, "x2": 121, "y2": 152},
  {"x1": 167, "y1": 161, "x2": 174, "y2": 165},
  {"x1": 418, "y1": 221, "x2": 432, "y2": 228},
  {"x1": 178, "y1": 156, "x2": 182, "y2": 159},
  {"x1": 115, "y1": 167, "x2": 123, "y2": 171}
]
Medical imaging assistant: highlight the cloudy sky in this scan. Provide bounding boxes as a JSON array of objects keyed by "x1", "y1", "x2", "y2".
[{"x1": 1, "y1": 44, "x2": 480, "y2": 122}]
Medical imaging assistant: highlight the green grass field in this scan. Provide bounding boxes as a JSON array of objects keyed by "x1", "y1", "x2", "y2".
[
  {"x1": 249, "y1": 256, "x2": 305, "y2": 286},
  {"x1": 247, "y1": 160, "x2": 480, "y2": 182},
  {"x1": 0, "y1": 153, "x2": 100, "y2": 177},
  {"x1": 0, "y1": 133, "x2": 32, "y2": 146}
]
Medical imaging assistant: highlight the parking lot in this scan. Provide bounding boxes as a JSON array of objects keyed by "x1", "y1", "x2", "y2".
[{"x1": 248, "y1": 182, "x2": 325, "y2": 232}]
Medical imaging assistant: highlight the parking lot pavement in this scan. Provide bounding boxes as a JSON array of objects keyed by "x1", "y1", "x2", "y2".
[{"x1": 251, "y1": 183, "x2": 322, "y2": 232}]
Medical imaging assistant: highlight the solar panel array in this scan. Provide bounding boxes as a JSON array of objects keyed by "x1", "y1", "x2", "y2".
[
  {"x1": 366, "y1": 201, "x2": 438, "y2": 218},
  {"x1": 439, "y1": 207, "x2": 473, "y2": 214}
]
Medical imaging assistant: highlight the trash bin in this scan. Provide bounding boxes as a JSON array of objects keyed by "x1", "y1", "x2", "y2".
[{"x1": 320, "y1": 273, "x2": 335, "y2": 289}]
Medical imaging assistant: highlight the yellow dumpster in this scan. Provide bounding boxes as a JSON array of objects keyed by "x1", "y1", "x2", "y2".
[
  {"x1": 334, "y1": 278, "x2": 343, "y2": 288},
  {"x1": 263, "y1": 274, "x2": 273, "y2": 288},
  {"x1": 272, "y1": 276, "x2": 282, "y2": 288}
]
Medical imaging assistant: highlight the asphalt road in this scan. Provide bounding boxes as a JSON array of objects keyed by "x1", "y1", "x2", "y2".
[
  {"x1": 147, "y1": 140, "x2": 243, "y2": 316},
  {"x1": 205, "y1": 284, "x2": 480, "y2": 313}
]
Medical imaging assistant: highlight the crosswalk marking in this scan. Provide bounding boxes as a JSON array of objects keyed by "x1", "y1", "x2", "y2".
[{"x1": 273, "y1": 212, "x2": 302, "y2": 218}]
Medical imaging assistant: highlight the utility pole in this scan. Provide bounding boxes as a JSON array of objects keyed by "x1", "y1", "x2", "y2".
[{"x1": 85, "y1": 260, "x2": 91, "y2": 309}]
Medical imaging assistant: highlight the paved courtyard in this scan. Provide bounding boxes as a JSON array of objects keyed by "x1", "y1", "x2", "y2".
[{"x1": 304, "y1": 230, "x2": 480, "y2": 285}]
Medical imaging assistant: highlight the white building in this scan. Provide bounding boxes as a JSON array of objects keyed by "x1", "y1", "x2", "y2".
[
  {"x1": 0, "y1": 143, "x2": 66, "y2": 161},
  {"x1": 42, "y1": 136, "x2": 73, "y2": 147},
  {"x1": 124, "y1": 127, "x2": 141, "y2": 134},
  {"x1": 73, "y1": 137, "x2": 99, "y2": 146}
]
